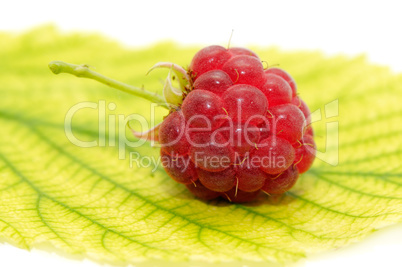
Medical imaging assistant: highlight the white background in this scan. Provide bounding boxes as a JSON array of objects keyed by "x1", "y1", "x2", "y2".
[{"x1": 1, "y1": 1, "x2": 401, "y2": 266}]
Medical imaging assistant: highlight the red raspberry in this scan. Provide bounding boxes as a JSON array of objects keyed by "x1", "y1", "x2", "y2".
[
  {"x1": 158, "y1": 45, "x2": 316, "y2": 203},
  {"x1": 50, "y1": 45, "x2": 316, "y2": 204}
]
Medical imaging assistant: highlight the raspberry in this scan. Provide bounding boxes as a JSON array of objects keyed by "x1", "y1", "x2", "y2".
[{"x1": 50, "y1": 45, "x2": 316, "y2": 204}]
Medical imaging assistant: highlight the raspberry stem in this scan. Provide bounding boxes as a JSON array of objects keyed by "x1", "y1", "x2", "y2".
[{"x1": 48, "y1": 61, "x2": 168, "y2": 109}]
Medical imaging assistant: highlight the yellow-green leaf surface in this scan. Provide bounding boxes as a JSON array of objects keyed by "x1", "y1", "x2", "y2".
[{"x1": 0, "y1": 26, "x2": 401, "y2": 264}]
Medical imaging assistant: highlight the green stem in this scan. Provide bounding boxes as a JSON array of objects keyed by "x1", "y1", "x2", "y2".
[{"x1": 48, "y1": 61, "x2": 168, "y2": 109}]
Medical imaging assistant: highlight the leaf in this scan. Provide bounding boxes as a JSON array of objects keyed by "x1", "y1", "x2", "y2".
[{"x1": 0, "y1": 25, "x2": 401, "y2": 264}]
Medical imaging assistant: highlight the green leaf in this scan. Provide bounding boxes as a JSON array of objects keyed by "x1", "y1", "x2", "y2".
[{"x1": 0, "y1": 25, "x2": 401, "y2": 264}]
